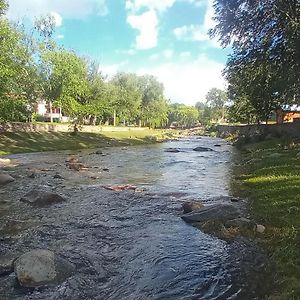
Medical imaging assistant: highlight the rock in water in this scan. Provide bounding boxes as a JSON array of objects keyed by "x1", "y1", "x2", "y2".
[
  {"x1": 0, "y1": 173, "x2": 15, "y2": 185},
  {"x1": 256, "y1": 224, "x2": 266, "y2": 233},
  {"x1": 181, "y1": 204, "x2": 240, "y2": 223},
  {"x1": 193, "y1": 146, "x2": 213, "y2": 152},
  {"x1": 182, "y1": 201, "x2": 204, "y2": 213},
  {"x1": 164, "y1": 148, "x2": 180, "y2": 153},
  {"x1": 0, "y1": 255, "x2": 16, "y2": 276},
  {"x1": 14, "y1": 249, "x2": 74, "y2": 288},
  {"x1": 20, "y1": 190, "x2": 66, "y2": 206}
]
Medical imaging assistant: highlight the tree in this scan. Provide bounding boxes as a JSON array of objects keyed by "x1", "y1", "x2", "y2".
[
  {"x1": 137, "y1": 75, "x2": 167, "y2": 128},
  {"x1": 111, "y1": 72, "x2": 142, "y2": 124},
  {"x1": 205, "y1": 88, "x2": 227, "y2": 122},
  {"x1": 41, "y1": 48, "x2": 89, "y2": 121},
  {"x1": 211, "y1": 0, "x2": 300, "y2": 119},
  {"x1": 168, "y1": 104, "x2": 199, "y2": 128}
]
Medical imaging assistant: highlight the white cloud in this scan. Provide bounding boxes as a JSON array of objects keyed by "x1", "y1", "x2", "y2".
[
  {"x1": 163, "y1": 49, "x2": 173, "y2": 59},
  {"x1": 126, "y1": 10, "x2": 158, "y2": 49},
  {"x1": 6, "y1": 0, "x2": 109, "y2": 21},
  {"x1": 56, "y1": 34, "x2": 64, "y2": 39},
  {"x1": 137, "y1": 54, "x2": 226, "y2": 105},
  {"x1": 179, "y1": 51, "x2": 191, "y2": 58},
  {"x1": 125, "y1": 0, "x2": 176, "y2": 13},
  {"x1": 172, "y1": 0, "x2": 221, "y2": 48},
  {"x1": 50, "y1": 11, "x2": 62, "y2": 27}
]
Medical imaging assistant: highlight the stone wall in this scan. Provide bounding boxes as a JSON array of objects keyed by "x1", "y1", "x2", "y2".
[
  {"x1": 0, "y1": 122, "x2": 147, "y2": 133},
  {"x1": 216, "y1": 122, "x2": 300, "y2": 139}
]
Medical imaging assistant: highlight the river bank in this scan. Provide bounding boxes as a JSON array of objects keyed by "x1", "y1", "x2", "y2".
[
  {"x1": 0, "y1": 129, "x2": 178, "y2": 155},
  {"x1": 232, "y1": 138, "x2": 300, "y2": 299}
]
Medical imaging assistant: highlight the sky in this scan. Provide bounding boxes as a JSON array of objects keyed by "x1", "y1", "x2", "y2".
[{"x1": 6, "y1": 0, "x2": 231, "y2": 105}]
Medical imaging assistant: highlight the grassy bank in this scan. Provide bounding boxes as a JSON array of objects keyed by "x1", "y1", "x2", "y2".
[
  {"x1": 0, "y1": 129, "x2": 177, "y2": 155},
  {"x1": 232, "y1": 138, "x2": 300, "y2": 299}
]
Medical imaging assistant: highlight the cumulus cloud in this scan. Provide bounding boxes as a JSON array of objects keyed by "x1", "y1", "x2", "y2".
[
  {"x1": 126, "y1": 10, "x2": 158, "y2": 49},
  {"x1": 137, "y1": 54, "x2": 226, "y2": 104},
  {"x1": 173, "y1": 0, "x2": 220, "y2": 47},
  {"x1": 125, "y1": 0, "x2": 176, "y2": 13},
  {"x1": 6, "y1": 0, "x2": 109, "y2": 21}
]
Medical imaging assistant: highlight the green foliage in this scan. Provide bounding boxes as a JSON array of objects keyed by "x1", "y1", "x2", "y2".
[
  {"x1": 0, "y1": 95, "x2": 29, "y2": 122},
  {"x1": 168, "y1": 103, "x2": 199, "y2": 128},
  {"x1": 212, "y1": 0, "x2": 300, "y2": 123}
]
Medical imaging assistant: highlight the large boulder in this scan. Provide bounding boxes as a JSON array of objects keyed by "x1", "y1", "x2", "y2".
[
  {"x1": 181, "y1": 203, "x2": 240, "y2": 223},
  {"x1": 14, "y1": 249, "x2": 75, "y2": 288},
  {"x1": 182, "y1": 201, "x2": 204, "y2": 213},
  {"x1": 20, "y1": 190, "x2": 66, "y2": 207},
  {"x1": 0, "y1": 173, "x2": 15, "y2": 185},
  {"x1": 193, "y1": 146, "x2": 213, "y2": 152}
]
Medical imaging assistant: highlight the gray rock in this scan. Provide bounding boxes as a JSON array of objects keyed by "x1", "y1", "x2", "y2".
[
  {"x1": 181, "y1": 204, "x2": 240, "y2": 223},
  {"x1": 0, "y1": 173, "x2": 15, "y2": 185},
  {"x1": 225, "y1": 217, "x2": 255, "y2": 231},
  {"x1": 95, "y1": 150, "x2": 103, "y2": 155},
  {"x1": 20, "y1": 190, "x2": 66, "y2": 206},
  {"x1": 256, "y1": 224, "x2": 266, "y2": 233},
  {"x1": 14, "y1": 249, "x2": 75, "y2": 288},
  {"x1": 0, "y1": 255, "x2": 16, "y2": 276},
  {"x1": 165, "y1": 148, "x2": 180, "y2": 153},
  {"x1": 53, "y1": 174, "x2": 64, "y2": 179},
  {"x1": 193, "y1": 146, "x2": 213, "y2": 152},
  {"x1": 182, "y1": 201, "x2": 204, "y2": 213}
]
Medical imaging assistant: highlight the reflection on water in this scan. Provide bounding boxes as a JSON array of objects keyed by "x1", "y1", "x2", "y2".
[{"x1": 0, "y1": 137, "x2": 269, "y2": 299}]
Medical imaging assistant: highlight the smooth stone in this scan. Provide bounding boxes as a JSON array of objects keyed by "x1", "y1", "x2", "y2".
[
  {"x1": 225, "y1": 217, "x2": 255, "y2": 230},
  {"x1": 256, "y1": 224, "x2": 266, "y2": 233},
  {"x1": 20, "y1": 190, "x2": 66, "y2": 207},
  {"x1": 181, "y1": 203, "x2": 240, "y2": 223},
  {"x1": 164, "y1": 148, "x2": 180, "y2": 153},
  {"x1": 14, "y1": 249, "x2": 75, "y2": 288},
  {"x1": 193, "y1": 146, "x2": 213, "y2": 152},
  {"x1": 0, "y1": 174, "x2": 15, "y2": 185},
  {"x1": 182, "y1": 201, "x2": 204, "y2": 213},
  {"x1": 0, "y1": 255, "x2": 16, "y2": 276}
]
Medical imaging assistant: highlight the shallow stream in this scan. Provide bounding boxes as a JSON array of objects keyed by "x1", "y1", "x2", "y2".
[{"x1": 0, "y1": 137, "x2": 270, "y2": 299}]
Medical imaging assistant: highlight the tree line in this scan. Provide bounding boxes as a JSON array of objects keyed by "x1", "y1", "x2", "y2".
[{"x1": 1, "y1": 0, "x2": 220, "y2": 128}]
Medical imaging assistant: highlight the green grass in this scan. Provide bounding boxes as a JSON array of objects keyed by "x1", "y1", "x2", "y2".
[
  {"x1": 0, "y1": 129, "x2": 177, "y2": 155},
  {"x1": 232, "y1": 138, "x2": 300, "y2": 299}
]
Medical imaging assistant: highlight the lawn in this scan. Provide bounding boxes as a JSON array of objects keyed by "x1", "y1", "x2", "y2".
[
  {"x1": 0, "y1": 129, "x2": 176, "y2": 155},
  {"x1": 232, "y1": 138, "x2": 300, "y2": 299}
]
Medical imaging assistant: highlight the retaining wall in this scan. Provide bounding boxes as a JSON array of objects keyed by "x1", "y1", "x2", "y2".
[
  {"x1": 216, "y1": 122, "x2": 300, "y2": 139},
  {"x1": 0, "y1": 122, "x2": 147, "y2": 133}
]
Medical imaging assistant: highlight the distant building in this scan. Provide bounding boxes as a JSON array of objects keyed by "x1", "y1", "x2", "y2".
[
  {"x1": 35, "y1": 100, "x2": 69, "y2": 122},
  {"x1": 276, "y1": 105, "x2": 300, "y2": 124}
]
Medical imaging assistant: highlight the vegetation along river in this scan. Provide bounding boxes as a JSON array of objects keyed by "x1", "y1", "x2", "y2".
[{"x1": 0, "y1": 136, "x2": 271, "y2": 299}]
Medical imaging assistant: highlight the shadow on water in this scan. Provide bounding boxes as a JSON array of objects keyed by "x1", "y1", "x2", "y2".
[{"x1": 0, "y1": 136, "x2": 272, "y2": 299}]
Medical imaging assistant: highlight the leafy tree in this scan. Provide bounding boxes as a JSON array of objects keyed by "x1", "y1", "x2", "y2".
[
  {"x1": 41, "y1": 48, "x2": 89, "y2": 121},
  {"x1": 211, "y1": 0, "x2": 300, "y2": 120},
  {"x1": 111, "y1": 72, "x2": 142, "y2": 124},
  {"x1": 169, "y1": 103, "x2": 199, "y2": 128},
  {"x1": 137, "y1": 75, "x2": 167, "y2": 128},
  {"x1": 205, "y1": 88, "x2": 227, "y2": 122}
]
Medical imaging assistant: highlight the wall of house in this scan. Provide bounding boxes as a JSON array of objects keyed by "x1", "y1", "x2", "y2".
[
  {"x1": 0, "y1": 123, "x2": 147, "y2": 133},
  {"x1": 216, "y1": 122, "x2": 300, "y2": 139}
]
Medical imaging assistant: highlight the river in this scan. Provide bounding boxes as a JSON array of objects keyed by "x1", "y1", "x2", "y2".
[{"x1": 0, "y1": 136, "x2": 271, "y2": 299}]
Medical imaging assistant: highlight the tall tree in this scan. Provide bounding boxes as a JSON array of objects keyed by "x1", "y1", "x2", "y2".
[{"x1": 211, "y1": 0, "x2": 300, "y2": 117}]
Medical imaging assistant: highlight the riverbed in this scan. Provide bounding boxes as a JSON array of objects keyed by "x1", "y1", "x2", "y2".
[{"x1": 0, "y1": 136, "x2": 271, "y2": 299}]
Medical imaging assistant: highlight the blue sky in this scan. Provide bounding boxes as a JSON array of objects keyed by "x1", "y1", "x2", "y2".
[{"x1": 7, "y1": 0, "x2": 231, "y2": 105}]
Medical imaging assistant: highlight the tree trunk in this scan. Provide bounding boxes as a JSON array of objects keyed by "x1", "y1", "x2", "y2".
[
  {"x1": 49, "y1": 101, "x2": 53, "y2": 123},
  {"x1": 113, "y1": 110, "x2": 116, "y2": 127}
]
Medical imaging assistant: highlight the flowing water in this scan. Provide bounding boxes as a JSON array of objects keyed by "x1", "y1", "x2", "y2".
[{"x1": 0, "y1": 137, "x2": 270, "y2": 299}]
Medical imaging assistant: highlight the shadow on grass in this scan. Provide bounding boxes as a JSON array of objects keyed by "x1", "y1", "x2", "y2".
[{"x1": 0, "y1": 131, "x2": 157, "y2": 155}]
